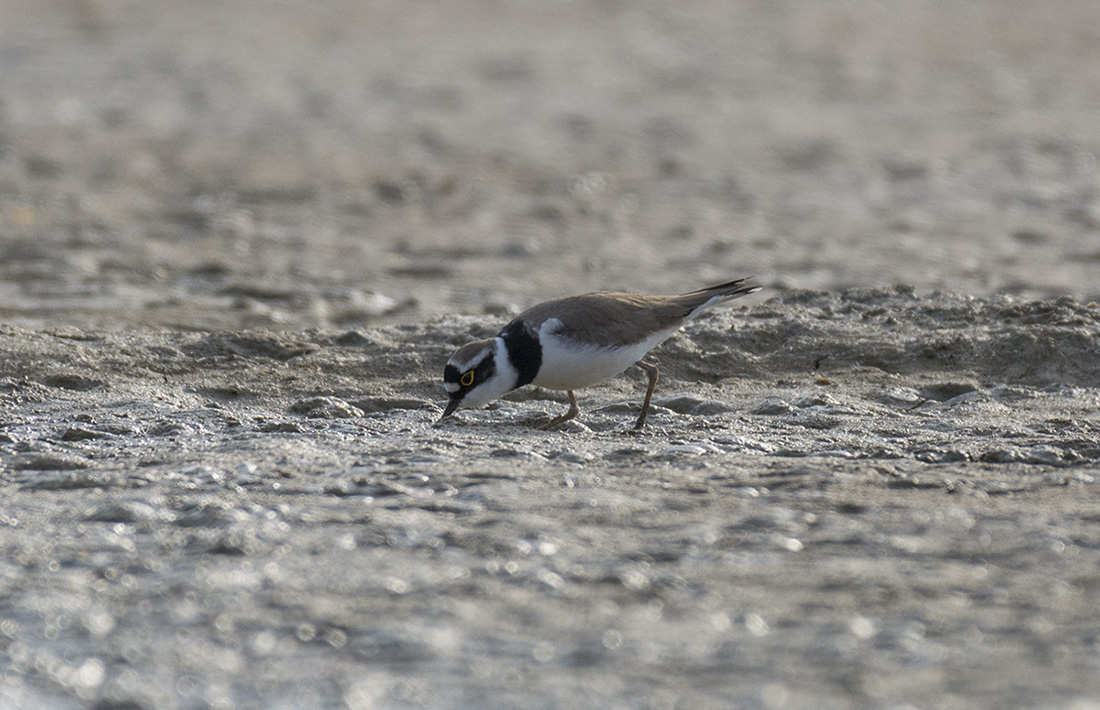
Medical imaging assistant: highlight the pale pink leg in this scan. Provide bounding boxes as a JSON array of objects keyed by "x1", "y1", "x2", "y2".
[{"x1": 542, "y1": 390, "x2": 579, "y2": 430}]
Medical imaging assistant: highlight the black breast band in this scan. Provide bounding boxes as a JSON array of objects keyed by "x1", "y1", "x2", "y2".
[{"x1": 499, "y1": 319, "x2": 541, "y2": 388}]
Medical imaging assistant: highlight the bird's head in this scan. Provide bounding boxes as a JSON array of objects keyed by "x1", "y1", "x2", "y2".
[{"x1": 439, "y1": 338, "x2": 517, "y2": 420}]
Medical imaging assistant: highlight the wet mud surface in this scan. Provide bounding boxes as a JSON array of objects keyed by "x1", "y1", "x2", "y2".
[
  {"x1": 3, "y1": 292, "x2": 1100, "y2": 709},
  {"x1": 3, "y1": 1, "x2": 1100, "y2": 709}
]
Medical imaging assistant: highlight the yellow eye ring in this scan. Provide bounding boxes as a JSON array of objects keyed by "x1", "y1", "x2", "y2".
[{"x1": 460, "y1": 371, "x2": 475, "y2": 387}]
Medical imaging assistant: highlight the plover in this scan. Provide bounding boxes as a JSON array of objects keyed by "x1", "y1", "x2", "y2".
[{"x1": 438, "y1": 278, "x2": 759, "y2": 430}]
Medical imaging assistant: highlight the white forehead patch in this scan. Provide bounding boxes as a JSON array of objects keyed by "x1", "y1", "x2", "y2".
[{"x1": 444, "y1": 382, "x2": 460, "y2": 394}]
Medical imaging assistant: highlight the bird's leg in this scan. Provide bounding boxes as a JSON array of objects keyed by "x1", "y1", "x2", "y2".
[
  {"x1": 633, "y1": 360, "x2": 659, "y2": 430},
  {"x1": 541, "y1": 390, "x2": 579, "y2": 430}
]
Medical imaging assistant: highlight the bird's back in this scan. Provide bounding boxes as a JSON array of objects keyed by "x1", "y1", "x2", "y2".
[{"x1": 512, "y1": 278, "x2": 757, "y2": 348}]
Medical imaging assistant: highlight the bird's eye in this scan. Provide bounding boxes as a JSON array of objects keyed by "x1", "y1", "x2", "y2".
[{"x1": 460, "y1": 370, "x2": 475, "y2": 387}]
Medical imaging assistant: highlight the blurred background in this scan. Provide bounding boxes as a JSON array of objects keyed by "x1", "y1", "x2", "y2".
[{"x1": 2, "y1": 0, "x2": 1099, "y2": 330}]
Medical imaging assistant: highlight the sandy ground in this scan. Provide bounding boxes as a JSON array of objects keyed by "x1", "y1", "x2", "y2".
[{"x1": 2, "y1": 1, "x2": 1100, "y2": 709}]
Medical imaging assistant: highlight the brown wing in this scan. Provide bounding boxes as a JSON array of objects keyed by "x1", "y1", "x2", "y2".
[{"x1": 514, "y1": 278, "x2": 757, "y2": 348}]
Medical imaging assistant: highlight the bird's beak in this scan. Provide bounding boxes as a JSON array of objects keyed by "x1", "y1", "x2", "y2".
[{"x1": 438, "y1": 396, "x2": 462, "y2": 422}]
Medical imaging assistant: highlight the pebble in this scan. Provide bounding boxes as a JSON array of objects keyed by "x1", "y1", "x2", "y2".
[
  {"x1": 12, "y1": 453, "x2": 92, "y2": 471},
  {"x1": 84, "y1": 500, "x2": 162, "y2": 523},
  {"x1": 654, "y1": 396, "x2": 734, "y2": 415},
  {"x1": 752, "y1": 400, "x2": 795, "y2": 416},
  {"x1": 873, "y1": 387, "x2": 924, "y2": 406},
  {"x1": 288, "y1": 397, "x2": 364, "y2": 419},
  {"x1": 59, "y1": 426, "x2": 113, "y2": 441}
]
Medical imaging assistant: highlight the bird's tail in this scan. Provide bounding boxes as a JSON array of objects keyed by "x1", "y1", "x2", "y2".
[
  {"x1": 686, "y1": 277, "x2": 759, "y2": 298},
  {"x1": 679, "y1": 277, "x2": 760, "y2": 320}
]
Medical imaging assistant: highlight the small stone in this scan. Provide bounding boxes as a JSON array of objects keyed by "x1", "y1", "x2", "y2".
[
  {"x1": 40, "y1": 374, "x2": 104, "y2": 391},
  {"x1": 752, "y1": 399, "x2": 794, "y2": 416},
  {"x1": 655, "y1": 396, "x2": 733, "y2": 415},
  {"x1": 288, "y1": 397, "x2": 364, "y2": 419},
  {"x1": 59, "y1": 426, "x2": 113, "y2": 441},
  {"x1": 920, "y1": 382, "x2": 979, "y2": 402},
  {"x1": 13, "y1": 452, "x2": 91, "y2": 470},
  {"x1": 334, "y1": 330, "x2": 369, "y2": 346},
  {"x1": 872, "y1": 387, "x2": 923, "y2": 406},
  {"x1": 84, "y1": 500, "x2": 161, "y2": 523}
]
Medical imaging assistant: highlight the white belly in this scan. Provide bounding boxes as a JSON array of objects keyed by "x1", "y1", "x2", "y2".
[{"x1": 531, "y1": 322, "x2": 679, "y2": 391}]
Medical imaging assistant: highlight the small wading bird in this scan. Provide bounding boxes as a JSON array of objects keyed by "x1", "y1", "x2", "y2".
[{"x1": 438, "y1": 278, "x2": 759, "y2": 430}]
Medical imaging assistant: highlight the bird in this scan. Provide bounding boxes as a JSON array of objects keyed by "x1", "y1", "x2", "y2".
[{"x1": 438, "y1": 277, "x2": 760, "y2": 430}]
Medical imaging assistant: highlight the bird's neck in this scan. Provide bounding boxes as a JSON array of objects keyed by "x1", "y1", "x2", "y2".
[{"x1": 498, "y1": 320, "x2": 541, "y2": 389}]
